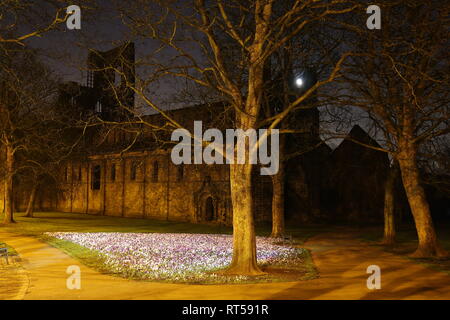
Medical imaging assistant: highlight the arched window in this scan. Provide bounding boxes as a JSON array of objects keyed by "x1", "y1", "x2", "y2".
[
  {"x1": 87, "y1": 70, "x2": 94, "y2": 88},
  {"x1": 91, "y1": 165, "x2": 101, "y2": 190},
  {"x1": 152, "y1": 161, "x2": 159, "y2": 182},
  {"x1": 130, "y1": 161, "x2": 137, "y2": 181},
  {"x1": 95, "y1": 101, "x2": 102, "y2": 113}
]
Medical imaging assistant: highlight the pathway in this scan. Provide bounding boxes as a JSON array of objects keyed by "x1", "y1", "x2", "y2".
[{"x1": 1, "y1": 230, "x2": 449, "y2": 300}]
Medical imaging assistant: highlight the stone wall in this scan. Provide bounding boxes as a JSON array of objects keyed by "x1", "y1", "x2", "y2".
[{"x1": 49, "y1": 150, "x2": 243, "y2": 225}]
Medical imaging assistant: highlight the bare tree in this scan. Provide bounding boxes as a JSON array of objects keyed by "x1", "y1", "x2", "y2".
[
  {"x1": 0, "y1": 0, "x2": 97, "y2": 45},
  {"x1": 261, "y1": 18, "x2": 347, "y2": 237},
  {"x1": 381, "y1": 160, "x2": 399, "y2": 245},
  {"x1": 0, "y1": 48, "x2": 62, "y2": 223},
  {"x1": 337, "y1": 0, "x2": 449, "y2": 257},
  {"x1": 112, "y1": 0, "x2": 358, "y2": 274}
]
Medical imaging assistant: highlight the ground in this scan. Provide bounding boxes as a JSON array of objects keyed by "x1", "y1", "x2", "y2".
[{"x1": 1, "y1": 212, "x2": 449, "y2": 300}]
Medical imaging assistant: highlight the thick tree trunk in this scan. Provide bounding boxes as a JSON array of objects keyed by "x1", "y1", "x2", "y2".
[
  {"x1": 398, "y1": 146, "x2": 447, "y2": 258},
  {"x1": 382, "y1": 163, "x2": 398, "y2": 245},
  {"x1": 3, "y1": 144, "x2": 15, "y2": 224},
  {"x1": 225, "y1": 163, "x2": 264, "y2": 275},
  {"x1": 25, "y1": 183, "x2": 38, "y2": 218},
  {"x1": 270, "y1": 163, "x2": 285, "y2": 238},
  {"x1": 220, "y1": 0, "x2": 272, "y2": 276}
]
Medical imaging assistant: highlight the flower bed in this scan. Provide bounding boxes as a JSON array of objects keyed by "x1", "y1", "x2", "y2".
[{"x1": 45, "y1": 232, "x2": 307, "y2": 283}]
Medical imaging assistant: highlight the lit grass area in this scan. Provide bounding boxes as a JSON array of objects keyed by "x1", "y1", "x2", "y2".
[
  {"x1": 359, "y1": 224, "x2": 450, "y2": 275},
  {"x1": 0, "y1": 211, "x2": 322, "y2": 284},
  {"x1": 0, "y1": 212, "x2": 233, "y2": 236},
  {"x1": 44, "y1": 232, "x2": 317, "y2": 284},
  {"x1": 0, "y1": 212, "x2": 325, "y2": 243}
]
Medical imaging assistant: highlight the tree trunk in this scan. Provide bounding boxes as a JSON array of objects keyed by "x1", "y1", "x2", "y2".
[
  {"x1": 225, "y1": 163, "x2": 264, "y2": 275},
  {"x1": 270, "y1": 163, "x2": 285, "y2": 238},
  {"x1": 382, "y1": 162, "x2": 398, "y2": 245},
  {"x1": 220, "y1": 0, "x2": 272, "y2": 276},
  {"x1": 25, "y1": 183, "x2": 38, "y2": 218},
  {"x1": 398, "y1": 146, "x2": 447, "y2": 258},
  {"x1": 3, "y1": 144, "x2": 15, "y2": 224}
]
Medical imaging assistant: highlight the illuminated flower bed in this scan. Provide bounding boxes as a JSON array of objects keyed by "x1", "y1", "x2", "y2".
[{"x1": 45, "y1": 232, "x2": 306, "y2": 283}]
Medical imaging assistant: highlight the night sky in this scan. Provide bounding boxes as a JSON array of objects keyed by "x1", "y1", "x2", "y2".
[{"x1": 13, "y1": 1, "x2": 367, "y2": 148}]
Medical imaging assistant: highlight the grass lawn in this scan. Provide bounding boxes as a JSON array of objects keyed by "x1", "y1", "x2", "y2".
[
  {"x1": 0, "y1": 211, "x2": 323, "y2": 284},
  {"x1": 0, "y1": 211, "x2": 233, "y2": 236},
  {"x1": 359, "y1": 224, "x2": 450, "y2": 275},
  {"x1": 0, "y1": 211, "x2": 324, "y2": 242}
]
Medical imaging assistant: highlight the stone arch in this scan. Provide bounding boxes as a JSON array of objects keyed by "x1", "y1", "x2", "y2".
[{"x1": 194, "y1": 176, "x2": 228, "y2": 224}]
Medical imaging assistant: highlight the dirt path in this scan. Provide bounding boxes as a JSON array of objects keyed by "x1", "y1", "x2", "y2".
[{"x1": 0, "y1": 230, "x2": 449, "y2": 300}]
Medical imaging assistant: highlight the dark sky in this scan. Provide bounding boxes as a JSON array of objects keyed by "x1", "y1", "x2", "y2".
[
  {"x1": 19, "y1": 1, "x2": 372, "y2": 149},
  {"x1": 25, "y1": 1, "x2": 198, "y2": 114},
  {"x1": 27, "y1": 1, "x2": 127, "y2": 84}
]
